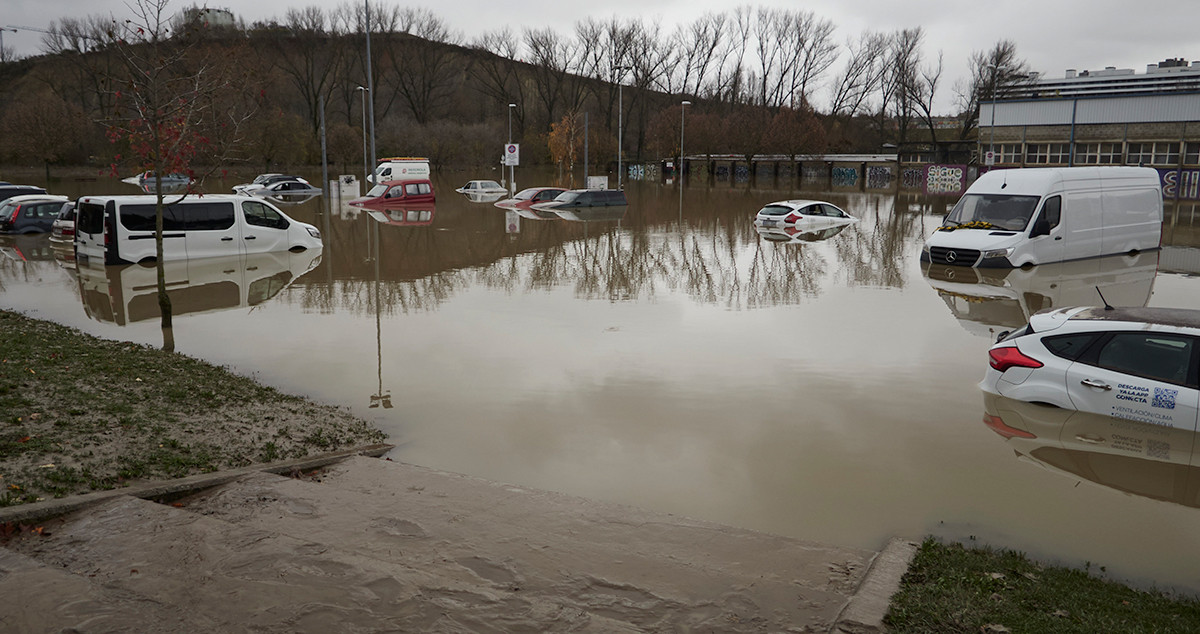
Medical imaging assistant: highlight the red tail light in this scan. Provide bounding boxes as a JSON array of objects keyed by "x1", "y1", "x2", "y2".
[
  {"x1": 988, "y1": 346, "x2": 1043, "y2": 372},
  {"x1": 8, "y1": 205, "x2": 20, "y2": 223},
  {"x1": 786, "y1": 214, "x2": 803, "y2": 223},
  {"x1": 982, "y1": 413, "x2": 1037, "y2": 439}
]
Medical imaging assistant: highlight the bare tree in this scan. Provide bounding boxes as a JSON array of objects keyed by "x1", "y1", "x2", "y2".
[
  {"x1": 524, "y1": 27, "x2": 577, "y2": 130},
  {"x1": 954, "y1": 40, "x2": 1030, "y2": 140},
  {"x1": 468, "y1": 28, "x2": 526, "y2": 133},
  {"x1": 384, "y1": 8, "x2": 460, "y2": 124},
  {"x1": 828, "y1": 31, "x2": 887, "y2": 117}
]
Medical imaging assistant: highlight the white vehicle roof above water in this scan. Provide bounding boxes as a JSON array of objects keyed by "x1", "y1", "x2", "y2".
[{"x1": 922, "y1": 167, "x2": 1162, "y2": 269}]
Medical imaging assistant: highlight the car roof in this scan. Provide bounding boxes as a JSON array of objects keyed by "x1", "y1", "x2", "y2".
[
  {"x1": 1068, "y1": 306, "x2": 1200, "y2": 329},
  {"x1": 380, "y1": 179, "x2": 431, "y2": 185},
  {"x1": 3, "y1": 194, "x2": 68, "y2": 204}
]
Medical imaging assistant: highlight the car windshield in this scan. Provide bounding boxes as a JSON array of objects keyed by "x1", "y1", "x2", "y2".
[
  {"x1": 555, "y1": 192, "x2": 581, "y2": 203},
  {"x1": 757, "y1": 204, "x2": 793, "y2": 217},
  {"x1": 943, "y1": 194, "x2": 1041, "y2": 231},
  {"x1": 366, "y1": 185, "x2": 388, "y2": 197},
  {"x1": 513, "y1": 188, "x2": 539, "y2": 200}
]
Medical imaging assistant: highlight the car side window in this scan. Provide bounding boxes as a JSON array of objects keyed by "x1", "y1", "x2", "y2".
[
  {"x1": 1092, "y1": 333, "x2": 1196, "y2": 387},
  {"x1": 1044, "y1": 333, "x2": 1100, "y2": 360},
  {"x1": 242, "y1": 201, "x2": 289, "y2": 230}
]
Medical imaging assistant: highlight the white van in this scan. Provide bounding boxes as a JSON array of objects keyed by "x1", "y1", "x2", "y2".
[
  {"x1": 371, "y1": 157, "x2": 430, "y2": 184},
  {"x1": 921, "y1": 167, "x2": 1162, "y2": 268},
  {"x1": 74, "y1": 194, "x2": 322, "y2": 265}
]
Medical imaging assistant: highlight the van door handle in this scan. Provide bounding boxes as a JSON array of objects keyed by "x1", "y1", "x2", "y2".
[
  {"x1": 1080, "y1": 378, "x2": 1112, "y2": 390},
  {"x1": 1054, "y1": 236, "x2": 1062, "y2": 240},
  {"x1": 244, "y1": 236, "x2": 256, "y2": 240},
  {"x1": 220, "y1": 237, "x2": 233, "y2": 241}
]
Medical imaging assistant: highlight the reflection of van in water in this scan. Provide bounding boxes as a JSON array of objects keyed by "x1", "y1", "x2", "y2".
[
  {"x1": 921, "y1": 251, "x2": 1159, "y2": 337},
  {"x1": 922, "y1": 167, "x2": 1162, "y2": 268},
  {"x1": 76, "y1": 250, "x2": 322, "y2": 325},
  {"x1": 74, "y1": 194, "x2": 322, "y2": 266}
]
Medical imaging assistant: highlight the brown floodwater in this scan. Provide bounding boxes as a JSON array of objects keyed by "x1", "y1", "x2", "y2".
[{"x1": 5, "y1": 168, "x2": 1200, "y2": 593}]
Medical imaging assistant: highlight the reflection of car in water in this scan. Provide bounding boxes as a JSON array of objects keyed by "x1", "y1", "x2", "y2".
[
  {"x1": 552, "y1": 206, "x2": 627, "y2": 222},
  {"x1": 983, "y1": 392, "x2": 1200, "y2": 509},
  {"x1": 0, "y1": 234, "x2": 56, "y2": 262},
  {"x1": 754, "y1": 223, "x2": 849, "y2": 243},
  {"x1": 922, "y1": 251, "x2": 1158, "y2": 338},
  {"x1": 76, "y1": 250, "x2": 322, "y2": 325},
  {"x1": 364, "y1": 203, "x2": 435, "y2": 227}
]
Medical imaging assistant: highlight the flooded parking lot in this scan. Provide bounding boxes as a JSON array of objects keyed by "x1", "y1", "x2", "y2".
[{"x1": 5, "y1": 170, "x2": 1200, "y2": 593}]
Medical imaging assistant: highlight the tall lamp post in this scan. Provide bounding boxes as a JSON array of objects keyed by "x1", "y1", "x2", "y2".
[
  {"x1": 508, "y1": 103, "x2": 516, "y2": 196},
  {"x1": 614, "y1": 65, "x2": 631, "y2": 190},
  {"x1": 986, "y1": 63, "x2": 1005, "y2": 165},
  {"x1": 679, "y1": 100, "x2": 691, "y2": 208},
  {"x1": 364, "y1": 0, "x2": 377, "y2": 183},
  {"x1": 357, "y1": 86, "x2": 370, "y2": 187}
]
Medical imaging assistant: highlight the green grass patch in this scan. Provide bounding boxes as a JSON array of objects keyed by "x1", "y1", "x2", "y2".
[
  {"x1": 886, "y1": 538, "x2": 1200, "y2": 633},
  {"x1": 0, "y1": 309, "x2": 386, "y2": 505}
]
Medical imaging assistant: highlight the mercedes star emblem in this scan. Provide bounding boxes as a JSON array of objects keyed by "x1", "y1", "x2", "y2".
[{"x1": 945, "y1": 250, "x2": 957, "y2": 263}]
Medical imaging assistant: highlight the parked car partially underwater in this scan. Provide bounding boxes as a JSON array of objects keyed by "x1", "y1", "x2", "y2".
[
  {"x1": 0, "y1": 184, "x2": 48, "y2": 204},
  {"x1": 0, "y1": 195, "x2": 70, "y2": 234},
  {"x1": 494, "y1": 187, "x2": 568, "y2": 212},
  {"x1": 455, "y1": 180, "x2": 507, "y2": 194},
  {"x1": 982, "y1": 306, "x2": 1200, "y2": 428},
  {"x1": 73, "y1": 194, "x2": 322, "y2": 265},
  {"x1": 350, "y1": 179, "x2": 435, "y2": 208},
  {"x1": 530, "y1": 189, "x2": 627, "y2": 211},
  {"x1": 233, "y1": 176, "x2": 314, "y2": 195},
  {"x1": 753, "y1": 200, "x2": 856, "y2": 228}
]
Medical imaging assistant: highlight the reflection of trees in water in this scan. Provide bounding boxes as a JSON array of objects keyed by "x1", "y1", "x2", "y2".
[{"x1": 284, "y1": 194, "x2": 932, "y2": 315}]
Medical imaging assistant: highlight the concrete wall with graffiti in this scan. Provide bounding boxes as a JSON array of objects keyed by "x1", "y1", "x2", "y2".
[{"x1": 1158, "y1": 168, "x2": 1200, "y2": 201}]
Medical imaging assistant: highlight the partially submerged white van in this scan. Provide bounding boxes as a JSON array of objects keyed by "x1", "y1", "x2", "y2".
[
  {"x1": 921, "y1": 167, "x2": 1162, "y2": 268},
  {"x1": 74, "y1": 194, "x2": 323, "y2": 265},
  {"x1": 370, "y1": 157, "x2": 431, "y2": 184}
]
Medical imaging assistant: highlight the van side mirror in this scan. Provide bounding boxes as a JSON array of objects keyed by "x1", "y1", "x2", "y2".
[{"x1": 1030, "y1": 218, "x2": 1050, "y2": 238}]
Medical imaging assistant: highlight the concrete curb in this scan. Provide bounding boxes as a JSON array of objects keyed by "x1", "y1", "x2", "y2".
[
  {"x1": 0, "y1": 443, "x2": 393, "y2": 526},
  {"x1": 830, "y1": 537, "x2": 919, "y2": 633}
]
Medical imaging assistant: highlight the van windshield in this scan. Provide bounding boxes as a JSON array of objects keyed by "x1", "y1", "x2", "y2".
[{"x1": 942, "y1": 194, "x2": 1041, "y2": 231}]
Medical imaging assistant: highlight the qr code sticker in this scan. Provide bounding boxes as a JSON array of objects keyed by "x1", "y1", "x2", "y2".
[
  {"x1": 1148, "y1": 439, "x2": 1170, "y2": 460},
  {"x1": 1153, "y1": 387, "x2": 1178, "y2": 410}
]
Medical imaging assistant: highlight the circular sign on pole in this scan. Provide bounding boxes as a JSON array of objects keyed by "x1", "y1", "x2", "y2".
[
  {"x1": 985, "y1": 150, "x2": 996, "y2": 166},
  {"x1": 505, "y1": 144, "x2": 520, "y2": 166}
]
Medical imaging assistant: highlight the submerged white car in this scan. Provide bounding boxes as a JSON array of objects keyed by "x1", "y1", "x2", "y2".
[
  {"x1": 981, "y1": 306, "x2": 1200, "y2": 429},
  {"x1": 753, "y1": 200, "x2": 856, "y2": 227}
]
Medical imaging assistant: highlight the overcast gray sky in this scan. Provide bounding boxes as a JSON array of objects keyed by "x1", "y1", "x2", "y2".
[{"x1": 4, "y1": 0, "x2": 1197, "y2": 114}]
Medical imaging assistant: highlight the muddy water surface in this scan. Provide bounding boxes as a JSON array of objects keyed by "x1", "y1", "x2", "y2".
[{"x1": 5, "y1": 169, "x2": 1200, "y2": 593}]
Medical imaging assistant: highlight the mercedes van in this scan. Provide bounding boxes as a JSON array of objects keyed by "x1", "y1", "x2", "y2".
[
  {"x1": 74, "y1": 194, "x2": 322, "y2": 265},
  {"x1": 370, "y1": 157, "x2": 431, "y2": 183},
  {"x1": 921, "y1": 167, "x2": 1162, "y2": 268}
]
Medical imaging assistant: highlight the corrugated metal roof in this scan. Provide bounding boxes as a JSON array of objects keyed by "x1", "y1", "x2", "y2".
[{"x1": 981, "y1": 92, "x2": 1200, "y2": 126}]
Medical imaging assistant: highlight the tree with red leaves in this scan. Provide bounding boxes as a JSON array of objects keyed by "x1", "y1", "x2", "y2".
[{"x1": 104, "y1": 0, "x2": 257, "y2": 350}]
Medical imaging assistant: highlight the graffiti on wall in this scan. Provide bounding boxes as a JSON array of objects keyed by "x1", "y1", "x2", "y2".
[
  {"x1": 924, "y1": 165, "x2": 967, "y2": 195},
  {"x1": 901, "y1": 167, "x2": 925, "y2": 190},
  {"x1": 866, "y1": 166, "x2": 894, "y2": 190},
  {"x1": 1159, "y1": 168, "x2": 1200, "y2": 201},
  {"x1": 832, "y1": 166, "x2": 859, "y2": 188},
  {"x1": 801, "y1": 164, "x2": 827, "y2": 182}
]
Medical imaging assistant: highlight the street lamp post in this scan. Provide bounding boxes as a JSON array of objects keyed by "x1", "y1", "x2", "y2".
[
  {"x1": 614, "y1": 65, "x2": 631, "y2": 190},
  {"x1": 364, "y1": 0, "x2": 377, "y2": 184},
  {"x1": 679, "y1": 100, "x2": 691, "y2": 208},
  {"x1": 986, "y1": 63, "x2": 1004, "y2": 165},
  {"x1": 357, "y1": 86, "x2": 370, "y2": 187},
  {"x1": 508, "y1": 103, "x2": 516, "y2": 196}
]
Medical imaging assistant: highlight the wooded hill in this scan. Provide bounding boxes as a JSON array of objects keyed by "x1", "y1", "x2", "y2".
[{"x1": 0, "y1": 4, "x2": 1026, "y2": 176}]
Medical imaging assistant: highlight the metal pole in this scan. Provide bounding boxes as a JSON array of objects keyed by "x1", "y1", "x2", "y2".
[
  {"x1": 987, "y1": 63, "x2": 1000, "y2": 162},
  {"x1": 584, "y1": 111, "x2": 589, "y2": 185},
  {"x1": 320, "y1": 95, "x2": 328, "y2": 203},
  {"x1": 680, "y1": 100, "x2": 690, "y2": 209},
  {"x1": 508, "y1": 103, "x2": 516, "y2": 196},
  {"x1": 358, "y1": 86, "x2": 369, "y2": 187},
  {"x1": 614, "y1": 65, "x2": 631, "y2": 190},
  {"x1": 365, "y1": 0, "x2": 377, "y2": 183}
]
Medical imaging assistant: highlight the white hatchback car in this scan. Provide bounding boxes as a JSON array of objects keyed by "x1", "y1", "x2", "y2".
[
  {"x1": 981, "y1": 306, "x2": 1200, "y2": 429},
  {"x1": 753, "y1": 200, "x2": 856, "y2": 228}
]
